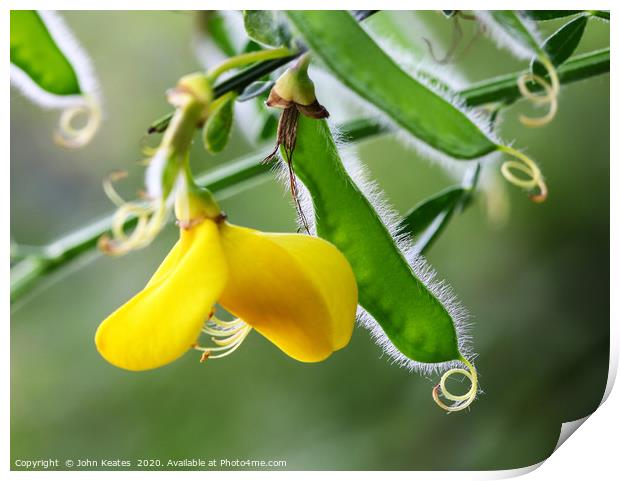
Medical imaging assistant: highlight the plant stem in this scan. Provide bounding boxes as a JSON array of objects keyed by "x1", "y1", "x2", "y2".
[
  {"x1": 149, "y1": 11, "x2": 379, "y2": 134},
  {"x1": 10, "y1": 48, "x2": 609, "y2": 303},
  {"x1": 207, "y1": 46, "x2": 293, "y2": 83},
  {"x1": 460, "y1": 48, "x2": 609, "y2": 106},
  {"x1": 151, "y1": 45, "x2": 609, "y2": 133}
]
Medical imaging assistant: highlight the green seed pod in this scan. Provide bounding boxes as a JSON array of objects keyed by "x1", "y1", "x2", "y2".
[
  {"x1": 285, "y1": 10, "x2": 548, "y2": 200},
  {"x1": 289, "y1": 116, "x2": 464, "y2": 365},
  {"x1": 286, "y1": 10, "x2": 495, "y2": 159},
  {"x1": 10, "y1": 10, "x2": 102, "y2": 148},
  {"x1": 279, "y1": 115, "x2": 478, "y2": 411}
]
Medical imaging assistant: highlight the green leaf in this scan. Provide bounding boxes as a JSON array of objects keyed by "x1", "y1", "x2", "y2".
[
  {"x1": 400, "y1": 188, "x2": 465, "y2": 251},
  {"x1": 201, "y1": 11, "x2": 238, "y2": 57},
  {"x1": 531, "y1": 15, "x2": 588, "y2": 77},
  {"x1": 286, "y1": 10, "x2": 497, "y2": 160},
  {"x1": 523, "y1": 10, "x2": 582, "y2": 21},
  {"x1": 148, "y1": 112, "x2": 173, "y2": 134},
  {"x1": 487, "y1": 11, "x2": 546, "y2": 59},
  {"x1": 10, "y1": 10, "x2": 81, "y2": 96},
  {"x1": 202, "y1": 95, "x2": 235, "y2": 154},
  {"x1": 593, "y1": 11, "x2": 610, "y2": 21},
  {"x1": 242, "y1": 39, "x2": 263, "y2": 54},
  {"x1": 399, "y1": 165, "x2": 480, "y2": 255},
  {"x1": 243, "y1": 10, "x2": 291, "y2": 47},
  {"x1": 237, "y1": 80, "x2": 275, "y2": 102}
]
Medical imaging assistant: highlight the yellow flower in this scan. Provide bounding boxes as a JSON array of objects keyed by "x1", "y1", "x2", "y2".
[{"x1": 95, "y1": 217, "x2": 358, "y2": 371}]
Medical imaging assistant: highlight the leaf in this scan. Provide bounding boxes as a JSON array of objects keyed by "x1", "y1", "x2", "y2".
[
  {"x1": 242, "y1": 39, "x2": 263, "y2": 54},
  {"x1": 286, "y1": 10, "x2": 497, "y2": 160},
  {"x1": 203, "y1": 95, "x2": 235, "y2": 154},
  {"x1": 10, "y1": 10, "x2": 82, "y2": 97},
  {"x1": 523, "y1": 10, "x2": 582, "y2": 21},
  {"x1": 243, "y1": 11, "x2": 291, "y2": 48},
  {"x1": 148, "y1": 112, "x2": 173, "y2": 134},
  {"x1": 487, "y1": 11, "x2": 546, "y2": 59},
  {"x1": 400, "y1": 188, "x2": 465, "y2": 250},
  {"x1": 237, "y1": 80, "x2": 275, "y2": 102},
  {"x1": 594, "y1": 11, "x2": 610, "y2": 21},
  {"x1": 399, "y1": 165, "x2": 480, "y2": 255},
  {"x1": 531, "y1": 15, "x2": 588, "y2": 77},
  {"x1": 201, "y1": 11, "x2": 238, "y2": 57}
]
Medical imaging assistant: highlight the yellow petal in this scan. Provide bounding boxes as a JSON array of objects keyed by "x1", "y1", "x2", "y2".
[
  {"x1": 95, "y1": 219, "x2": 228, "y2": 371},
  {"x1": 218, "y1": 223, "x2": 357, "y2": 362}
]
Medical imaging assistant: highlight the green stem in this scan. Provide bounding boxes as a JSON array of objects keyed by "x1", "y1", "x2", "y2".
[
  {"x1": 207, "y1": 47, "x2": 293, "y2": 83},
  {"x1": 460, "y1": 48, "x2": 609, "y2": 106},
  {"x1": 10, "y1": 49, "x2": 609, "y2": 303}
]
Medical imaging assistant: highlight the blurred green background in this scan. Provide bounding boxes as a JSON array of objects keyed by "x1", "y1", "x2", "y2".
[{"x1": 10, "y1": 11, "x2": 610, "y2": 470}]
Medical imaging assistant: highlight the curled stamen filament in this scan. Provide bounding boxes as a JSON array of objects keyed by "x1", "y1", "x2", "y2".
[
  {"x1": 99, "y1": 168, "x2": 171, "y2": 256},
  {"x1": 432, "y1": 357, "x2": 478, "y2": 413},
  {"x1": 103, "y1": 170, "x2": 129, "y2": 207},
  {"x1": 99, "y1": 200, "x2": 168, "y2": 256},
  {"x1": 54, "y1": 96, "x2": 102, "y2": 148},
  {"x1": 195, "y1": 316, "x2": 252, "y2": 361},
  {"x1": 517, "y1": 56, "x2": 560, "y2": 128},
  {"x1": 499, "y1": 145, "x2": 548, "y2": 203}
]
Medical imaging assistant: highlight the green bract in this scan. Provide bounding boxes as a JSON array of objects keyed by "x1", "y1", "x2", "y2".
[{"x1": 285, "y1": 116, "x2": 465, "y2": 366}]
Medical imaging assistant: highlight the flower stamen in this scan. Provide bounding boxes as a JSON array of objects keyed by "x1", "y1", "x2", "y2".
[
  {"x1": 195, "y1": 314, "x2": 252, "y2": 362},
  {"x1": 99, "y1": 199, "x2": 168, "y2": 256}
]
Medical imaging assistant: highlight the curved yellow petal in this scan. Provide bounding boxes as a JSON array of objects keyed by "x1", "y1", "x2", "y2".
[
  {"x1": 95, "y1": 219, "x2": 228, "y2": 371},
  {"x1": 217, "y1": 223, "x2": 357, "y2": 362}
]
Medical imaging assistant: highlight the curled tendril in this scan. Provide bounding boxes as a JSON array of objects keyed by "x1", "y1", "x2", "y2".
[
  {"x1": 499, "y1": 145, "x2": 548, "y2": 202},
  {"x1": 517, "y1": 56, "x2": 560, "y2": 128},
  {"x1": 433, "y1": 357, "x2": 478, "y2": 413},
  {"x1": 98, "y1": 171, "x2": 169, "y2": 256},
  {"x1": 53, "y1": 96, "x2": 102, "y2": 148}
]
